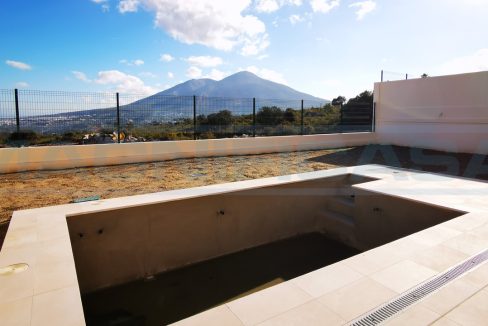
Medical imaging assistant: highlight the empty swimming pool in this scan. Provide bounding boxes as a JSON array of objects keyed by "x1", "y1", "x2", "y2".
[{"x1": 67, "y1": 172, "x2": 463, "y2": 325}]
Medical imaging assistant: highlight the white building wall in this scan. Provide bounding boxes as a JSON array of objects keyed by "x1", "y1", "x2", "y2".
[{"x1": 374, "y1": 71, "x2": 488, "y2": 154}]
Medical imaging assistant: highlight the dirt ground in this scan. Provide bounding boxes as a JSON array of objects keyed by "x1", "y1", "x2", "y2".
[{"x1": 1, "y1": 145, "x2": 487, "y2": 246}]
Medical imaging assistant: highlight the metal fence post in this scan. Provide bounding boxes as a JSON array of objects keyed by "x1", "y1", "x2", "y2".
[
  {"x1": 14, "y1": 89, "x2": 20, "y2": 133},
  {"x1": 300, "y1": 99, "x2": 304, "y2": 135},
  {"x1": 372, "y1": 102, "x2": 376, "y2": 132},
  {"x1": 252, "y1": 97, "x2": 256, "y2": 137},
  {"x1": 116, "y1": 92, "x2": 120, "y2": 143},
  {"x1": 340, "y1": 103, "x2": 344, "y2": 123},
  {"x1": 193, "y1": 95, "x2": 197, "y2": 140}
]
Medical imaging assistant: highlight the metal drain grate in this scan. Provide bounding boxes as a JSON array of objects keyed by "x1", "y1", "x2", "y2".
[{"x1": 350, "y1": 248, "x2": 488, "y2": 326}]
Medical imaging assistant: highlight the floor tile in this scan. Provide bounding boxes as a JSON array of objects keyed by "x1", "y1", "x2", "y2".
[
  {"x1": 442, "y1": 232, "x2": 488, "y2": 256},
  {"x1": 444, "y1": 287, "x2": 488, "y2": 326},
  {"x1": 342, "y1": 246, "x2": 405, "y2": 276},
  {"x1": 318, "y1": 278, "x2": 397, "y2": 321},
  {"x1": 409, "y1": 225, "x2": 462, "y2": 247},
  {"x1": 383, "y1": 304, "x2": 440, "y2": 325},
  {"x1": 292, "y1": 263, "x2": 363, "y2": 297},
  {"x1": 257, "y1": 300, "x2": 344, "y2": 326},
  {"x1": 34, "y1": 260, "x2": 77, "y2": 295},
  {"x1": 172, "y1": 305, "x2": 243, "y2": 326},
  {"x1": 370, "y1": 260, "x2": 438, "y2": 293},
  {"x1": 0, "y1": 296, "x2": 32, "y2": 326},
  {"x1": 409, "y1": 244, "x2": 468, "y2": 273},
  {"x1": 0, "y1": 265, "x2": 34, "y2": 304},
  {"x1": 226, "y1": 282, "x2": 312, "y2": 325},
  {"x1": 31, "y1": 286, "x2": 85, "y2": 326},
  {"x1": 421, "y1": 278, "x2": 479, "y2": 315},
  {"x1": 430, "y1": 317, "x2": 461, "y2": 325}
]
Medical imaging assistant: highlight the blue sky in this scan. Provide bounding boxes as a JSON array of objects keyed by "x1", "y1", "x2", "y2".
[{"x1": 1, "y1": 0, "x2": 488, "y2": 100}]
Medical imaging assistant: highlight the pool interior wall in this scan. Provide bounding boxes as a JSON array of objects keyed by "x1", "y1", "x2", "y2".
[
  {"x1": 67, "y1": 174, "x2": 463, "y2": 323},
  {"x1": 82, "y1": 233, "x2": 359, "y2": 325}
]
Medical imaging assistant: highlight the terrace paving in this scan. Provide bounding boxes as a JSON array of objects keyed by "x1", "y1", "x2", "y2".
[
  {"x1": 1, "y1": 144, "x2": 487, "y2": 247},
  {"x1": 2, "y1": 164, "x2": 487, "y2": 325}
]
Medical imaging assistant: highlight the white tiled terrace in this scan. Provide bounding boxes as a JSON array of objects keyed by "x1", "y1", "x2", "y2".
[{"x1": 1, "y1": 164, "x2": 488, "y2": 325}]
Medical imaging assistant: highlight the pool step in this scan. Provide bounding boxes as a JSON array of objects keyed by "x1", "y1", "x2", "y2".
[
  {"x1": 318, "y1": 209, "x2": 354, "y2": 227},
  {"x1": 327, "y1": 196, "x2": 355, "y2": 217},
  {"x1": 317, "y1": 209, "x2": 356, "y2": 246}
]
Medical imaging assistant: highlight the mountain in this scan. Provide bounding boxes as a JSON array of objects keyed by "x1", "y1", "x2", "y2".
[
  {"x1": 158, "y1": 71, "x2": 326, "y2": 102},
  {"x1": 20, "y1": 72, "x2": 329, "y2": 133}
]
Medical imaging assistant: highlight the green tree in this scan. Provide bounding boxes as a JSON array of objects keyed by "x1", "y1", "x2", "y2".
[
  {"x1": 331, "y1": 96, "x2": 346, "y2": 106},
  {"x1": 283, "y1": 108, "x2": 296, "y2": 123},
  {"x1": 346, "y1": 91, "x2": 373, "y2": 105},
  {"x1": 206, "y1": 110, "x2": 233, "y2": 126},
  {"x1": 256, "y1": 106, "x2": 284, "y2": 126}
]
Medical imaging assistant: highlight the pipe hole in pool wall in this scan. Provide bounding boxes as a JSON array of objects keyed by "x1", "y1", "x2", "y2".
[{"x1": 66, "y1": 173, "x2": 465, "y2": 326}]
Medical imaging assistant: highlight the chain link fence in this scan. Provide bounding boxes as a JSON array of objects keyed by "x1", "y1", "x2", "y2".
[{"x1": 0, "y1": 89, "x2": 374, "y2": 147}]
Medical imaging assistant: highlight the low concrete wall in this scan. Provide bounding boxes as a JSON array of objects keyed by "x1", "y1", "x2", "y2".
[
  {"x1": 0, "y1": 132, "x2": 375, "y2": 173},
  {"x1": 374, "y1": 71, "x2": 488, "y2": 154}
]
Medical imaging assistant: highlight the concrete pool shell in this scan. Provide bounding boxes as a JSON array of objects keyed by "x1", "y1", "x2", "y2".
[{"x1": 1, "y1": 164, "x2": 488, "y2": 325}]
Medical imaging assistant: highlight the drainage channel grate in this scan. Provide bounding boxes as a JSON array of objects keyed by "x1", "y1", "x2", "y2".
[{"x1": 350, "y1": 248, "x2": 488, "y2": 326}]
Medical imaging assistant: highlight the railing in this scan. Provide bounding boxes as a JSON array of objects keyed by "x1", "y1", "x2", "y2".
[{"x1": 0, "y1": 89, "x2": 374, "y2": 147}]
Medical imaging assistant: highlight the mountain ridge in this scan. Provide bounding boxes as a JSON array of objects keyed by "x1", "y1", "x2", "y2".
[{"x1": 156, "y1": 71, "x2": 327, "y2": 102}]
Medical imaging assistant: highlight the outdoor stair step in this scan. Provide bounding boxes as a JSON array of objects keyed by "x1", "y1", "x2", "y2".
[
  {"x1": 317, "y1": 209, "x2": 355, "y2": 228},
  {"x1": 327, "y1": 196, "x2": 355, "y2": 216},
  {"x1": 316, "y1": 209, "x2": 356, "y2": 246}
]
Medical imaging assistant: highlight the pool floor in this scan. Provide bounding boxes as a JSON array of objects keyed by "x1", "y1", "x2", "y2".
[{"x1": 82, "y1": 233, "x2": 360, "y2": 326}]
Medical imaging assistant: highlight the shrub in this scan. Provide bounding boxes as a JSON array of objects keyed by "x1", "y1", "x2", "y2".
[{"x1": 8, "y1": 130, "x2": 38, "y2": 141}]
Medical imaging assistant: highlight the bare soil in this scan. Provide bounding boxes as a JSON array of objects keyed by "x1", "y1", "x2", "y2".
[{"x1": 1, "y1": 145, "x2": 487, "y2": 247}]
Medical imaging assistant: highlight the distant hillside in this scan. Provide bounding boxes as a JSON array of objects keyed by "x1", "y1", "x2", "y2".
[
  {"x1": 157, "y1": 71, "x2": 326, "y2": 102},
  {"x1": 18, "y1": 72, "x2": 329, "y2": 133}
]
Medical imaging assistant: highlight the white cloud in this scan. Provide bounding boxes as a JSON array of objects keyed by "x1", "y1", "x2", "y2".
[
  {"x1": 160, "y1": 53, "x2": 175, "y2": 62},
  {"x1": 204, "y1": 69, "x2": 229, "y2": 80},
  {"x1": 6, "y1": 60, "x2": 32, "y2": 71},
  {"x1": 72, "y1": 71, "x2": 91, "y2": 82},
  {"x1": 186, "y1": 56, "x2": 223, "y2": 67},
  {"x1": 95, "y1": 70, "x2": 157, "y2": 94},
  {"x1": 118, "y1": 0, "x2": 269, "y2": 55},
  {"x1": 118, "y1": 0, "x2": 140, "y2": 13},
  {"x1": 16, "y1": 82, "x2": 29, "y2": 88},
  {"x1": 186, "y1": 66, "x2": 203, "y2": 79},
  {"x1": 139, "y1": 71, "x2": 158, "y2": 78},
  {"x1": 255, "y1": 0, "x2": 280, "y2": 12},
  {"x1": 167, "y1": 72, "x2": 175, "y2": 78},
  {"x1": 243, "y1": 66, "x2": 288, "y2": 85},
  {"x1": 91, "y1": 0, "x2": 110, "y2": 12},
  {"x1": 447, "y1": 0, "x2": 488, "y2": 5},
  {"x1": 241, "y1": 34, "x2": 270, "y2": 56},
  {"x1": 289, "y1": 14, "x2": 304, "y2": 24},
  {"x1": 310, "y1": 0, "x2": 340, "y2": 13},
  {"x1": 438, "y1": 49, "x2": 488, "y2": 75},
  {"x1": 120, "y1": 59, "x2": 145, "y2": 66},
  {"x1": 255, "y1": 0, "x2": 303, "y2": 12},
  {"x1": 349, "y1": 1, "x2": 376, "y2": 20}
]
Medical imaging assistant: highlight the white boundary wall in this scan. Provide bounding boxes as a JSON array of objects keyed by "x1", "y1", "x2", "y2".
[
  {"x1": 374, "y1": 71, "x2": 488, "y2": 155},
  {"x1": 0, "y1": 133, "x2": 375, "y2": 173}
]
